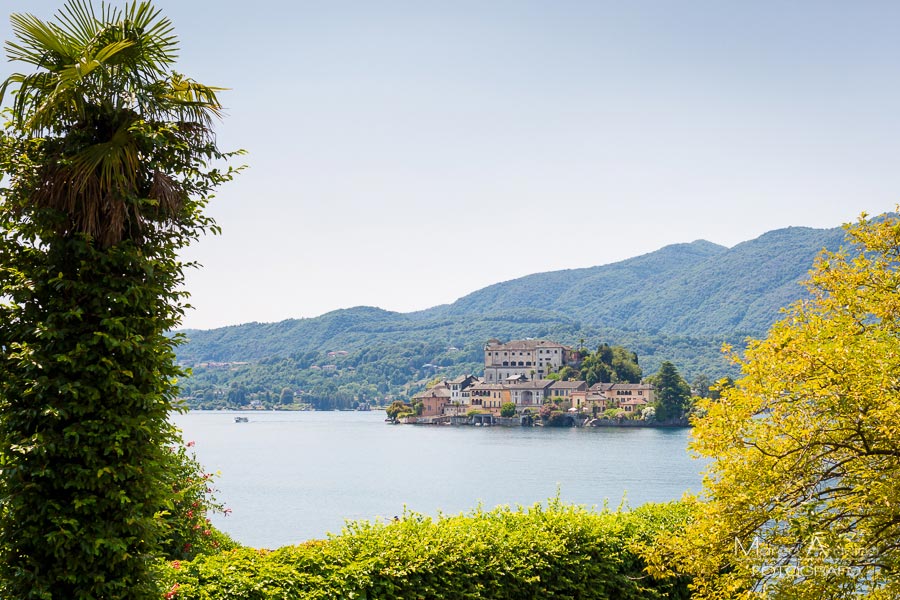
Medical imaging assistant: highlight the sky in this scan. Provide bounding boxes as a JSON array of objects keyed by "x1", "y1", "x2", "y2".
[{"x1": 2, "y1": 1, "x2": 899, "y2": 330}]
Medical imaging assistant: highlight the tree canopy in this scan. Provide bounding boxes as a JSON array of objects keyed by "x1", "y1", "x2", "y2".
[
  {"x1": 649, "y1": 213, "x2": 900, "y2": 598},
  {"x1": 649, "y1": 361, "x2": 691, "y2": 422},
  {"x1": 579, "y1": 343, "x2": 642, "y2": 386}
]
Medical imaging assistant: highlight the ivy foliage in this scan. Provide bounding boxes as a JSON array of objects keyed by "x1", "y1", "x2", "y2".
[
  {"x1": 161, "y1": 499, "x2": 693, "y2": 600},
  {"x1": 0, "y1": 1, "x2": 239, "y2": 598}
]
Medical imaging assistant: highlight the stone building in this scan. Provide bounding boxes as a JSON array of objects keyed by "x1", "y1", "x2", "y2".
[
  {"x1": 589, "y1": 382, "x2": 655, "y2": 407},
  {"x1": 483, "y1": 339, "x2": 579, "y2": 383}
]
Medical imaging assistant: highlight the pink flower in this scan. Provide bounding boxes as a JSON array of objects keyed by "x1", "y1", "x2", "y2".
[
  {"x1": 186, "y1": 441, "x2": 195, "y2": 447},
  {"x1": 172, "y1": 560, "x2": 181, "y2": 570},
  {"x1": 164, "y1": 583, "x2": 180, "y2": 599}
]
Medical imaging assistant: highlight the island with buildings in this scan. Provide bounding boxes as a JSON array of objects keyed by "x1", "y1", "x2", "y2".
[{"x1": 394, "y1": 339, "x2": 659, "y2": 427}]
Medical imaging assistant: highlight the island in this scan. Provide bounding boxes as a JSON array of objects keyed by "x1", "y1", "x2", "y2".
[{"x1": 387, "y1": 339, "x2": 693, "y2": 427}]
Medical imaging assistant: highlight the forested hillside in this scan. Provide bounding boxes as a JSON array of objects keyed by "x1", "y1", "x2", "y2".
[{"x1": 176, "y1": 224, "x2": 849, "y2": 409}]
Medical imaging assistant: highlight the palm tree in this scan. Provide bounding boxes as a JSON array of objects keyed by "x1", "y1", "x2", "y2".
[
  {"x1": 1, "y1": 0, "x2": 224, "y2": 247},
  {"x1": 0, "y1": 3, "x2": 237, "y2": 597}
]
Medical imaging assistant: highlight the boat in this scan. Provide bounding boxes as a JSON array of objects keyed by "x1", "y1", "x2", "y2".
[{"x1": 234, "y1": 416, "x2": 249, "y2": 423}]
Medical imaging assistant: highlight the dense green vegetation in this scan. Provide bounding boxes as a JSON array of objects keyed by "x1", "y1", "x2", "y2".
[
  {"x1": 577, "y1": 343, "x2": 642, "y2": 384},
  {"x1": 0, "y1": 2, "x2": 238, "y2": 597},
  {"x1": 649, "y1": 361, "x2": 692, "y2": 422},
  {"x1": 176, "y1": 225, "x2": 846, "y2": 409},
  {"x1": 161, "y1": 499, "x2": 693, "y2": 600}
]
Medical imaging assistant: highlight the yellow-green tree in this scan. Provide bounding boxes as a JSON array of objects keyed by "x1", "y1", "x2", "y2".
[{"x1": 648, "y1": 213, "x2": 900, "y2": 599}]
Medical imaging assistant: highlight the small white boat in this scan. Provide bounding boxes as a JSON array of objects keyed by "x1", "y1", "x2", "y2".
[{"x1": 234, "y1": 416, "x2": 249, "y2": 423}]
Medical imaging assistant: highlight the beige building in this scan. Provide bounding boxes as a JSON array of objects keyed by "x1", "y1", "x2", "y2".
[
  {"x1": 483, "y1": 339, "x2": 578, "y2": 383},
  {"x1": 619, "y1": 396, "x2": 649, "y2": 413},
  {"x1": 589, "y1": 382, "x2": 655, "y2": 408},
  {"x1": 467, "y1": 382, "x2": 510, "y2": 415},
  {"x1": 507, "y1": 379, "x2": 554, "y2": 409},
  {"x1": 547, "y1": 380, "x2": 587, "y2": 399}
]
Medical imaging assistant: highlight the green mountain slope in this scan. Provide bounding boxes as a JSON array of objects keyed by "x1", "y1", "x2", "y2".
[
  {"x1": 436, "y1": 240, "x2": 727, "y2": 321},
  {"x1": 175, "y1": 224, "x2": 849, "y2": 408},
  {"x1": 433, "y1": 226, "x2": 846, "y2": 336}
]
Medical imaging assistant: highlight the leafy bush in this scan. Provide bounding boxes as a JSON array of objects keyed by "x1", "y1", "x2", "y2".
[
  {"x1": 545, "y1": 410, "x2": 575, "y2": 427},
  {"x1": 159, "y1": 441, "x2": 238, "y2": 560},
  {"x1": 160, "y1": 499, "x2": 692, "y2": 599},
  {"x1": 602, "y1": 408, "x2": 622, "y2": 420}
]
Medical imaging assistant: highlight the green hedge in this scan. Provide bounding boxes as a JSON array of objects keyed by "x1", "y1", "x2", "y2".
[{"x1": 160, "y1": 500, "x2": 692, "y2": 599}]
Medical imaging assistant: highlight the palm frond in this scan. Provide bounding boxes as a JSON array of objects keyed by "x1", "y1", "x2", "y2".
[
  {"x1": 6, "y1": 13, "x2": 75, "y2": 66},
  {"x1": 123, "y1": 1, "x2": 178, "y2": 66},
  {"x1": 55, "y1": 0, "x2": 103, "y2": 47},
  {"x1": 161, "y1": 75, "x2": 224, "y2": 124},
  {"x1": 2, "y1": 0, "x2": 228, "y2": 246},
  {"x1": 67, "y1": 121, "x2": 141, "y2": 196}
]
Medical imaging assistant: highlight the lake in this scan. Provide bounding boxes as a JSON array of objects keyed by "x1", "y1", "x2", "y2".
[{"x1": 171, "y1": 410, "x2": 707, "y2": 549}]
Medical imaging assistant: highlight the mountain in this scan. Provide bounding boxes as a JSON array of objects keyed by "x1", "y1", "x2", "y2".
[
  {"x1": 174, "y1": 223, "x2": 849, "y2": 408},
  {"x1": 436, "y1": 226, "x2": 846, "y2": 336}
]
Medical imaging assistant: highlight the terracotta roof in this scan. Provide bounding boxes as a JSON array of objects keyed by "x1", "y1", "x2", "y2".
[
  {"x1": 549, "y1": 380, "x2": 587, "y2": 390},
  {"x1": 506, "y1": 380, "x2": 554, "y2": 391},
  {"x1": 589, "y1": 382, "x2": 653, "y2": 392},
  {"x1": 468, "y1": 382, "x2": 505, "y2": 391},
  {"x1": 412, "y1": 383, "x2": 451, "y2": 400},
  {"x1": 412, "y1": 388, "x2": 451, "y2": 400}
]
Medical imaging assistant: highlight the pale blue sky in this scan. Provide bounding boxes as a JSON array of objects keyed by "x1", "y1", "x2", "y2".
[{"x1": 3, "y1": 1, "x2": 899, "y2": 329}]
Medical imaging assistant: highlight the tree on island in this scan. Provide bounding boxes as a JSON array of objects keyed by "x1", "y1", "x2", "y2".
[
  {"x1": 690, "y1": 373, "x2": 711, "y2": 398},
  {"x1": 647, "y1": 213, "x2": 900, "y2": 598},
  {"x1": 649, "y1": 361, "x2": 691, "y2": 422},
  {"x1": 500, "y1": 402, "x2": 517, "y2": 418},
  {"x1": 579, "y1": 343, "x2": 642, "y2": 386},
  {"x1": 385, "y1": 400, "x2": 411, "y2": 422},
  {"x1": 0, "y1": 1, "x2": 239, "y2": 598}
]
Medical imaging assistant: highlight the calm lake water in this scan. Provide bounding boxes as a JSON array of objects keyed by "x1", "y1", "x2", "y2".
[{"x1": 171, "y1": 410, "x2": 707, "y2": 548}]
